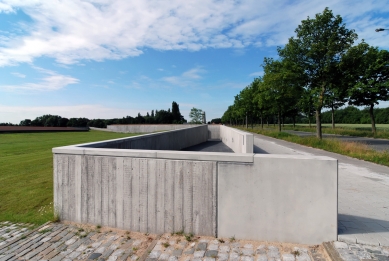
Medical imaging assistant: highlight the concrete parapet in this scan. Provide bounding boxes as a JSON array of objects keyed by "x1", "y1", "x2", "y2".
[
  {"x1": 79, "y1": 125, "x2": 208, "y2": 151},
  {"x1": 219, "y1": 125, "x2": 253, "y2": 153},
  {"x1": 107, "y1": 124, "x2": 198, "y2": 133}
]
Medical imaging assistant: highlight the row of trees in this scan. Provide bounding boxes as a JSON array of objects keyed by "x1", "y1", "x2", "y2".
[
  {"x1": 18, "y1": 101, "x2": 187, "y2": 128},
  {"x1": 222, "y1": 8, "x2": 389, "y2": 137},
  {"x1": 321, "y1": 106, "x2": 389, "y2": 125}
]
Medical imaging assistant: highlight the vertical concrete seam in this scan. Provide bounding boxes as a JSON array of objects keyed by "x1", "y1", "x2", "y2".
[
  {"x1": 172, "y1": 160, "x2": 175, "y2": 233},
  {"x1": 215, "y1": 161, "x2": 218, "y2": 238},
  {"x1": 146, "y1": 159, "x2": 149, "y2": 233}
]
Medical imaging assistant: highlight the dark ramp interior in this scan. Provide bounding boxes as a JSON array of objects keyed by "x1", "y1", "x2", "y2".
[{"x1": 182, "y1": 140, "x2": 234, "y2": 153}]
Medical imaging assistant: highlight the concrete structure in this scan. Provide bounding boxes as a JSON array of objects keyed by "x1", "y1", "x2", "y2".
[
  {"x1": 107, "y1": 124, "x2": 195, "y2": 133},
  {"x1": 53, "y1": 125, "x2": 338, "y2": 244}
]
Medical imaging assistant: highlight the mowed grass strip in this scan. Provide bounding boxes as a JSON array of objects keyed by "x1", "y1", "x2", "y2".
[
  {"x1": 243, "y1": 128, "x2": 389, "y2": 167},
  {"x1": 0, "y1": 130, "x2": 139, "y2": 225}
]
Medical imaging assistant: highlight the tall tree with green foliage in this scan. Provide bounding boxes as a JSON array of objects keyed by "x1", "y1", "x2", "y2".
[
  {"x1": 344, "y1": 42, "x2": 389, "y2": 134},
  {"x1": 278, "y1": 7, "x2": 357, "y2": 138},
  {"x1": 261, "y1": 57, "x2": 303, "y2": 132},
  {"x1": 172, "y1": 101, "x2": 186, "y2": 123},
  {"x1": 189, "y1": 107, "x2": 204, "y2": 124}
]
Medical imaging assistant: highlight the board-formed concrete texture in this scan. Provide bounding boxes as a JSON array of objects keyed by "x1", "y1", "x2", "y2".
[{"x1": 53, "y1": 124, "x2": 338, "y2": 244}]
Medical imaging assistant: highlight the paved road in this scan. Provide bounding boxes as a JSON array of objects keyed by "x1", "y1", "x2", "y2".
[
  {"x1": 283, "y1": 130, "x2": 389, "y2": 152},
  {"x1": 254, "y1": 133, "x2": 389, "y2": 246}
]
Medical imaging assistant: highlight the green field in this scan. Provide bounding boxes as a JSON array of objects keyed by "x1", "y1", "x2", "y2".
[{"x1": 0, "y1": 130, "x2": 139, "y2": 225}]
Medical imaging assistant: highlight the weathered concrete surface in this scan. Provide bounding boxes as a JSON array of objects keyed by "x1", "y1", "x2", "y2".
[
  {"x1": 217, "y1": 154, "x2": 338, "y2": 244},
  {"x1": 54, "y1": 155, "x2": 217, "y2": 236},
  {"x1": 220, "y1": 125, "x2": 254, "y2": 153},
  {"x1": 107, "y1": 124, "x2": 198, "y2": 133}
]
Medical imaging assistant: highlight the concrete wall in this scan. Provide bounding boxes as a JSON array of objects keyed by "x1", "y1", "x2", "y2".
[
  {"x1": 207, "y1": 125, "x2": 221, "y2": 140},
  {"x1": 81, "y1": 125, "x2": 208, "y2": 151},
  {"x1": 219, "y1": 125, "x2": 254, "y2": 153},
  {"x1": 53, "y1": 140, "x2": 337, "y2": 244},
  {"x1": 107, "y1": 124, "x2": 198, "y2": 133},
  {"x1": 218, "y1": 154, "x2": 338, "y2": 244},
  {"x1": 54, "y1": 153, "x2": 217, "y2": 236}
]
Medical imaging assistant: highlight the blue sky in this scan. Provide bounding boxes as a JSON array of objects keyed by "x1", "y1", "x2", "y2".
[{"x1": 1, "y1": 0, "x2": 389, "y2": 124}]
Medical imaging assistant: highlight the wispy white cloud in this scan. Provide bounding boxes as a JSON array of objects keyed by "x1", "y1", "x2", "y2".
[
  {"x1": 11, "y1": 72, "x2": 26, "y2": 78},
  {"x1": 249, "y1": 71, "x2": 263, "y2": 77},
  {"x1": 1, "y1": 67, "x2": 78, "y2": 91},
  {"x1": 0, "y1": 0, "x2": 387, "y2": 66},
  {"x1": 162, "y1": 67, "x2": 206, "y2": 86}
]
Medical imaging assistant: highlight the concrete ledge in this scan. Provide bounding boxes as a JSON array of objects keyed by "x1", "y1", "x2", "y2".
[
  {"x1": 107, "y1": 124, "x2": 199, "y2": 133},
  {"x1": 156, "y1": 151, "x2": 254, "y2": 162}
]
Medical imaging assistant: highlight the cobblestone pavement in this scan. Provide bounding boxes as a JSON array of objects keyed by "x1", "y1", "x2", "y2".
[
  {"x1": 333, "y1": 241, "x2": 389, "y2": 261},
  {"x1": 0, "y1": 222, "x2": 329, "y2": 261}
]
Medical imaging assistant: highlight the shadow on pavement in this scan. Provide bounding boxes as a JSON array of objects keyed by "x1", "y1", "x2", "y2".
[{"x1": 338, "y1": 213, "x2": 389, "y2": 234}]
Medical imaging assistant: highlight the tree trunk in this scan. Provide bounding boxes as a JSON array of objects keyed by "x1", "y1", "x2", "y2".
[
  {"x1": 261, "y1": 113, "x2": 264, "y2": 129},
  {"x1": 278, "y1": 111, "x2": 281, "y2": 132},
  {"x1": 246, "y1": 113, "x2": 248, "y2": 129},
  {"x1": 282, "y1": 115, "x2": 285, "y2": 128},
  {"x1": 369, "y1": 104, "x2": 377, "y2": 135},
  {"x1": 251, "y1": 116, "x2": 253, "y2": 129},
  {"x1": 316, "y1": 109, "x2": 322, "y2": 139},
  {"x1": 293, "y1": 116, "x2": 296, "y2": 128},
  {"x1": 309, "y1": 117, "x2": 311, "y2": 128},
  {"x1": 331, "y1": 105, "x2": 335, "y2": 129}
]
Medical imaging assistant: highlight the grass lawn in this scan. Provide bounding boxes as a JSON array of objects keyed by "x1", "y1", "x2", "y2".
[
  {"x1": 0, "y1": 130, "x2": 139, "y2": 225},
  {"x1": 294, "y1": 123, "x2": 389, "y2": 130}
]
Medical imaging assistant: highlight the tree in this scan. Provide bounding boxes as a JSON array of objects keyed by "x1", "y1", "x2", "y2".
[
  {"x1": 261, "y1": 58, "x2": 303, "y2": 131},
  {"x1": 171, "y1": 101, "x2": 186, "y2": 123},
  {"x1": 19, "y1": 119, "x2": 31, "y2": 126},
  {"x1": 189, "y1": 108, "x2": 204, "y2": 124},
  {"x1": 278, "y1": 7, "x2": 357, "y2": 138},
  {"x1": 345, "y1": 42, "x2": 389, "y2": 134},
  {"x1": 210, "y1": 118, "x2": 222, "y2": 124}
]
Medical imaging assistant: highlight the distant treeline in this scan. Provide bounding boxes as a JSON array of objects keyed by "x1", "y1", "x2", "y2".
[
  {"x1": 2, "y1": 101, "x2": 187, "y2": 128},
  {"x1": 320, "y1": 106, "x2": 389, "y2": 124}
]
